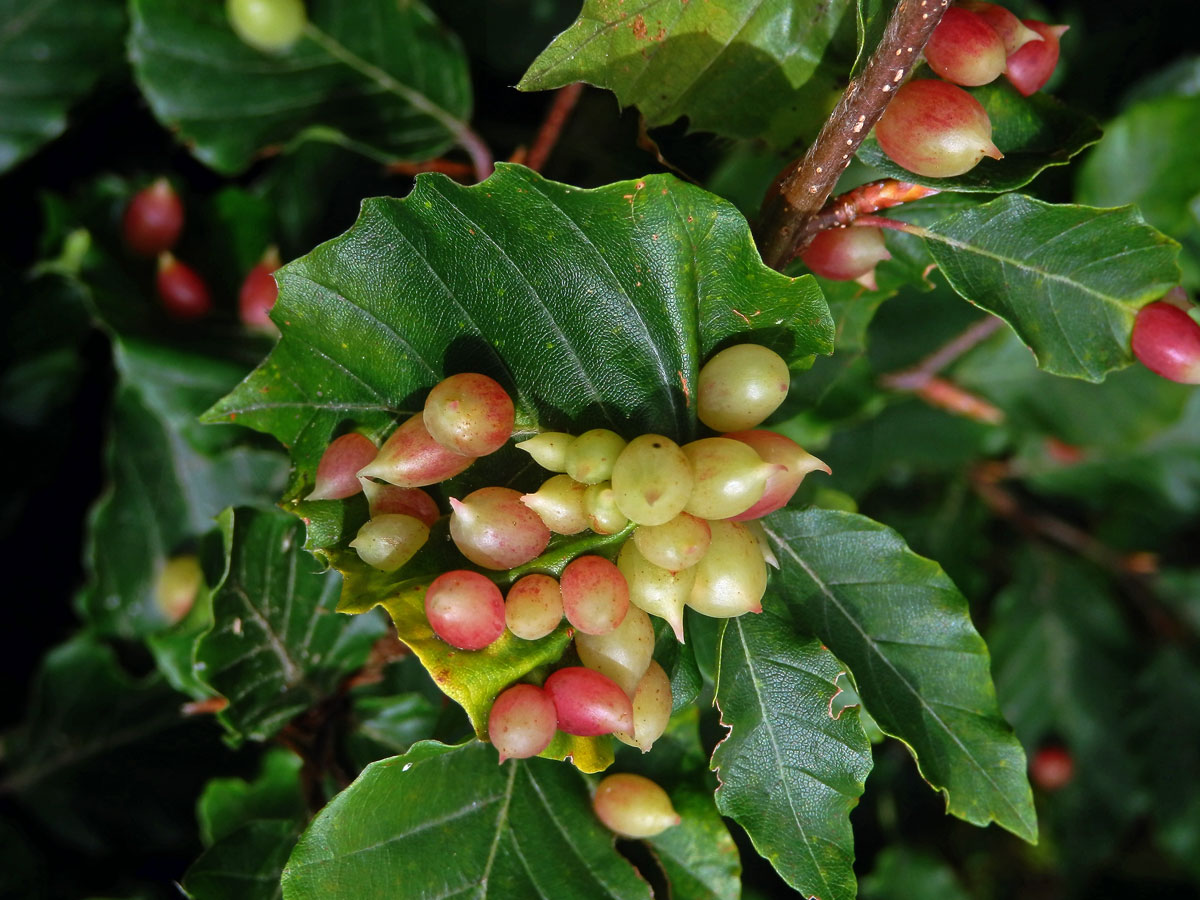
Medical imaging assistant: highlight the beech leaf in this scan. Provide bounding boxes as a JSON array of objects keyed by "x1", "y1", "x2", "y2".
[
  {"x1": 918, "y1": 195, "x2": 1181, "y2": 382},
  {"x1": 761, "y1": 508, "x2": 1038, "y2": 843},
  {"x1": 197, "y1": 507, "x2": 386, "y2": 742},
  {"x1": 78, "y1": 339, "x2": 288, "y2": 638},
  {"x1": 518, "y1": 0, "x2": 856, "y2": 146},
  {"x1": 646, "y1": 785, "x2": 741, "y2": 900},
  {"x1": 205, "y1": 164, "x2": 832, "y2": 496},
  {"x1": 128, "y1": 0, "x2": 472, "y2": 173},
  {"x1": 711, "y1": 603, "x2": 872, "y2": 900},
  {"x1": 281, "y1": 741, "x2": 653, "y2": 900},
  {"x1": 0, "y1": 0, "x2": 125, "y2": 172}
]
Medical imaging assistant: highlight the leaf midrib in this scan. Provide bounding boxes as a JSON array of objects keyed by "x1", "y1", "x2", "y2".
[
  {"x1": 722, "y1": 617, "x2": 836, "y2": 900},
  {"x1": 763, "y1": 521, "x2": 1029, "y2": 831},
  {"x1": 922, "y1": 205, "x2": 1141, "y2": 314},
  {"x1": 301, "y1": 22, "x2": 467, "y2": 144}
]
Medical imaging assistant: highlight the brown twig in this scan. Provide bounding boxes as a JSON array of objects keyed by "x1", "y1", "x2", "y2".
[
  {"x1": 879, "y1": 316, "x2": 1007, "y2": 423},
  {"x1": 526, "y1": 83, "x2": 585, "y2": 173},
  {"x1": 913, "y1": 376, "x2": 1005, "y2": 424},
  {"x1": 272, "y1": 627, "x2": 411, "y2": 813},
  {"x1": 635, "y1": 115, "x2": 699, "y2": 183},
  {"x1": 851, "y1": 213, "x2": 925, "y2": 234},
  {"x1": 970, "y1": 464, "x2": 1152, "y2": 575},
  {"x1": 757, "y1": 0, "x2": 950, "y2": 269},
  {"x1": 881, "y1": 316, "x2": 1006, "y2": 391},
  {"x1": 343, "y1": 630, "x2": 411, "y2": 691},
  {"x1": 805, "y1": 179, "x2": 940, "y2": 238},
  {"x1": 276, "y1": 694, "x2": 354, "y2": 814},
  {"x1": 969, "y1": 464, "x2": 1193, "y2": 644}
]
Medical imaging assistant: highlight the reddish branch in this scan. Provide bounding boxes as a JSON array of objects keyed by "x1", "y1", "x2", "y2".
[
  {"x1": 808, "y1": 179, "x2": 940, "y2": 235},
  {"x1": 970, "y1": 464, "x2": 1158, "y2": 577},
  {"x1": 882, "y1": 316, "x2": 1005, "y2": 390},
  {"x1": 386, "y1": 158, "x2": 476, "y2": 179},
  {"x1": 913, "y1": 376, "x2": 1005, "y2": 424},
  {"x1": 274, "y1": 630, "x2": 411, "y2": 812},
  {"x1": 526, "y1": 83, "x2": 585, "y2": 173},
  {"x1": 970, "y1": 464, "x2": 1196, "y2": 645},
  {"x1": 757, "y1": 0, "x2": 950, "y2": 269},
  {"x1": 880, "y1": 317, "x2": 1006, "y2": 424}
]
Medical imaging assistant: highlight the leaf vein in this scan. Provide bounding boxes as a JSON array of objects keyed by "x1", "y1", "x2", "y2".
[{"x1": 762, "y1": 522, "x2": 1026, "y2": 823}]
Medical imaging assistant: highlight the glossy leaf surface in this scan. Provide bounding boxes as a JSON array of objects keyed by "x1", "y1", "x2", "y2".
[
  {"x1": 519, "y1": 0, "x2": 855, "y2": 146},
  {"x1": 712, "y1": 602, "x2": 871, "y2": 900},
  {"x1": 281, "y1": 741, "x2": 652, "y2": 899},
  {"x1": 206, "y1": 164, "x2": 832, "y2": 497},
  {"x1": 197, "y1": 507, "x2": 386, "y2": 742},
  {"x1": 129, "y1": 0, "x2": 471, "y2": 173},
  {"x1": 920, "y1": 196, "x2": 1180, "y2": 381},
  {"x1": 646, "y1": 785, "x2": 741, "y2": 900},
  {"x1": 183, "y1": 819, "x2": 300, "y2": 900},
  {"x1": 761, "y1": 508, "x2": 1038, "y2": 843},
  {"x1": 198, "y1": 749, "x2": 306, "y2": 846},
  {"x1": 0, "y1": 0, "x2": 126, "y2": 172}
]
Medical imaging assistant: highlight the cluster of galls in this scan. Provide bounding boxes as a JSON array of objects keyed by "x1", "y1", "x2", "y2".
[
  {"x1": 801, "y1": 2, "x2": 1066, "y2": 290},
  {"x1": 879, "y1": 1, "x2": 1066, "y2": 180},
  {"x1": 309, "y1": 345, "x2": 827, "y2": 809},
  {"x1": 122, "y1": 178, "x2": 281, "y2": 331}
]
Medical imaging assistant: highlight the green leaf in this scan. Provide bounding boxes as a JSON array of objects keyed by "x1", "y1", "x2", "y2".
[
  {"x1": 761, "y1": 508, "x2": 1037, "y2": 843},
  {"x1": 987, "y1": 550, "x2": 1144, "y2": 867},
  {"x1": 954, "y1": 329, "x2": 1194, "y2": 451},
  {"x1": 647, "y1": 786, "x2": 741, "y2": 900},
  {"x1": 917, "y1": 195, "x2": 1181, "y2": 382},
  {"x1": 77, "y1": 339, "x2": 289, "y2": 638},
  {"x1": 989, "y1": 551, "x2": 1137, "y2": 749},
  {"x1": 281, "y1": 741, "x2": 653, "y2": 900},
  {"x1": 327, "y1": 526, "x2": 626, "y2": 773},
  {"x1": 859, "y1": 846, "x2": 971, "y2": 900},
  {"x1": 818, "y1": 397, "x2": 994, "y2": 498},
  {"x1": 655, "y1": 619, "x2": 702, "y2": 713},
  {"x1": 346, "y1": 692, "x2": 441, "y2": 768},
  {"x1": 1076, "y1": 92, "x2": 1200, "y2": 289},
  {"x1": 1076, "y1": 94, "x2": 1200, "y2": 238},
  {"x1": 518, "y1": 0, "x2": 856, "y2": 146},
  {"x1": 373, "y1": 576, "x2": 585, "y2": 759},
  {"x1": 183, "y1": 819, "x2": 300, "y2": 900},
  {"x1": 205, "y1": 164, "x2": 832, "y2": 497},
  {"x1": 711, "y1": 604, "x2": 872, "y2": 900},
  {"x1": 0, "y1": 270, "x2": 91, "y2": 429},
  {"x1": 198, "y1": 749, "x2": 306, "y2": 846},
  {"x1": 144, "y1": 569, "x2": 217, "y2": 701},
  {"x1": 0, "y1": 635, "x2": 226, "y2": 854},
  {"x1": 198, "y1": 507, "x2": 387, "y2": 742},
  {"x1": 0, "y1": 0, "x2": 126, "y2": 172},
  {"x1": 128, "y1": 0, "x2": 472, "y2": 174},
  {"x1": 857, "y1": 82, "x2": 1102, "y2": 193}
]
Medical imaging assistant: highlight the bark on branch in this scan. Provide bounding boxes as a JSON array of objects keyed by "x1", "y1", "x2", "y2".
[{"x1": 756, "y1": 0, "x2": 949, "y2": 270}]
